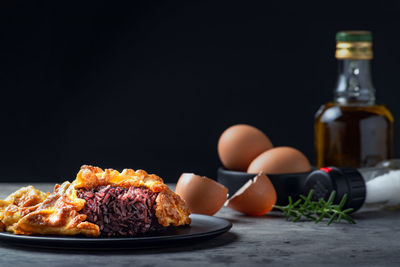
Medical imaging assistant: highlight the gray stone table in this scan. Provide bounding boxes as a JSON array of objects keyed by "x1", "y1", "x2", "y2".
[{"x1": 0, "y1": 183, "x2": 400, "y2": 267}]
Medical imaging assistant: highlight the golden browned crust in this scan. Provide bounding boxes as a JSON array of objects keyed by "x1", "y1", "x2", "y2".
[
  {"x1": 2, "y1": 182, "x2": 99, "y2": 236},
  {"x1": 0, "y1": 165, "x2": 190, "y2": 236},
  {"x1": 0, "y1": 186, "x2": 48, "y2": 232},
  {"x1": 74, "y1": 165, "x2": 169, "y2": 193},
  {"x1": 156, "y1": 189, "x2": 191, "y2": 227},
  {"x1": 74, "y1": 165, "x2": 191, "y2": 227}
]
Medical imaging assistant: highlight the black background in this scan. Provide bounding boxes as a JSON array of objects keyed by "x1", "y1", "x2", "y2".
[{"x1": 2, "y1": 1, "x2": 400, "y2": 183}]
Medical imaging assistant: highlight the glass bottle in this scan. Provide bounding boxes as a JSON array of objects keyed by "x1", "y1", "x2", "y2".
[{"x1": 315, "y1": 31, "x2": 394, "y2": 169}]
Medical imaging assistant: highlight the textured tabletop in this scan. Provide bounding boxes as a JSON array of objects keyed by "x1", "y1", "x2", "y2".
[{"x1": 0, "y1": 183, "x2": 400, "y2": 267}]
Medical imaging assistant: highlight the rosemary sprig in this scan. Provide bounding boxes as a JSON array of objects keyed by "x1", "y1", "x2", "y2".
[{"x1": 274, "y1": 190, "x2": 356, "y2": 225}]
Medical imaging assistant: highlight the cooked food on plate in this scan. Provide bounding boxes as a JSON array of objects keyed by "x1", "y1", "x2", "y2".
[{"x1": 0, "y1": 165, "x2": 191, "y2": 237}]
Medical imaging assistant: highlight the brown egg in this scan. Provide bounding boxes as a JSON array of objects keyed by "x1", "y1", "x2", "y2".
[
  {"x1": 247, "y1": 146, "x2": 311, "y2": 174},
  {"x1": 175, "y1": 173, "x2": 228, "y2": 215},
  {"x1": 218, "y1": 124, "x2": 273, "y2": 171},
  {"x1": 226, "y1": 173, "x2": 277, "y2": 216}
]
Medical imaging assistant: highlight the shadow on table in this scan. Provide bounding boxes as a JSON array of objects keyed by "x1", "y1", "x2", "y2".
[
  {"x1": 352, "y1": 209, "x2": 400, "y2": 220},
  {"x1": 0, "y1": 232, "x2": 238, "y2": 255},
  {"x1": 219, "y1": 212, "x2": 283, "y2": 225}
]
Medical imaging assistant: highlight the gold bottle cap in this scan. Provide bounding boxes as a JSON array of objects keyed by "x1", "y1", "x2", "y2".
[{"x1": 335, "y1": 31, "x2": 373, "y2": 60}]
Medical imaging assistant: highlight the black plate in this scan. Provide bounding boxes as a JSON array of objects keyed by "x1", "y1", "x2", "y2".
[{"x1": 0, "y1": 214, "x2": 232, "y2": 250}]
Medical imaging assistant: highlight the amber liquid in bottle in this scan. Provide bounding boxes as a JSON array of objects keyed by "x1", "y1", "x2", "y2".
[
  {"x1": 315, "y1": 41, "x2": 394, "y2": 169},
  {"x1": 315, "y1": 103, "x2": 393, "y2": 168}
]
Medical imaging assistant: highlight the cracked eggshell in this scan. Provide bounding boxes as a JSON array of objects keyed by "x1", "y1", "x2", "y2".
[
  {"x1": 226, "y1": 173, "x2": 277, "y2": 216},
  {"x1": 175, "y1": 173, "x2": 228, "y2": 215}
]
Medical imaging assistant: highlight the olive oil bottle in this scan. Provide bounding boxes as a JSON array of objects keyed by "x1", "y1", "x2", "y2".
[{"x1": 315, "y1": 31, "x2": 394, "y2": 168}]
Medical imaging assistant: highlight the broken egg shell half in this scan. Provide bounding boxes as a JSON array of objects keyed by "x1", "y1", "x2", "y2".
[
  {"x1": 226, "y1": 173, "x2": 277, "y2": 216},
  {"x1": 175, "y1": 173, "x2": 228, "y2": 216}
]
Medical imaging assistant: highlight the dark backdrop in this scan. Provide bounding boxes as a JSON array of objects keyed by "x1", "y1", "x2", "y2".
[{"x1": 2, "y1": 1, "x2": 400, "y2": 182}]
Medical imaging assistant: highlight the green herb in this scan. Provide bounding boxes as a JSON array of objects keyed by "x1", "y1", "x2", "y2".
[{"x1": 273, "y1": 190, "x2": 356, "y2": 225}]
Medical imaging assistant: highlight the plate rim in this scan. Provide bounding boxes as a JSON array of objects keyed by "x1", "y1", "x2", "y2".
[{"x1": 0, "y1": 214, "x2": 232, "y2": 248}]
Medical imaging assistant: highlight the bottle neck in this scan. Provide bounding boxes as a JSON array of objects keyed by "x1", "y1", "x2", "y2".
[{"x1": 334, "y1": 59, "x2": 375, "y2": 105}]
